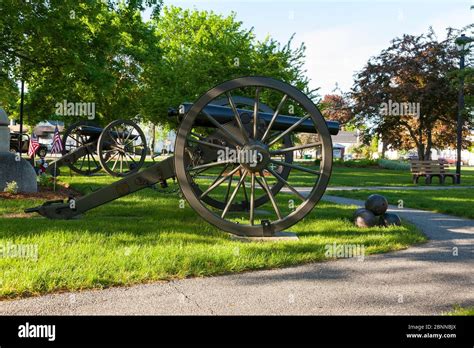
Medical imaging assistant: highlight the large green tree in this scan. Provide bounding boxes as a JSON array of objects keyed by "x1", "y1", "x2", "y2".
[
  {"x1": 0, "y1": 0, "x2": 162, "y2": 125},
  {"x1": 1, "y1": 3, "x2": 316, "y2": 132},
  {"x1": 142, "y1": 6, "x2": 316, "y2": 126}
]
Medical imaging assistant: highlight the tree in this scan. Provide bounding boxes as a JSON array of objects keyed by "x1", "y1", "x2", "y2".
[
  {"x1": 0, "y1": 0, "x2": 162, "y2": 125},
  {"x1": 320, "y1": 94, "x2": 354, "y2": 127},
  {"x1": 458, "y1": 23, "x2": 473, "y2": 123},
  {"x1": 143, "y1": 6, "x2": 317, "y2": 126},
  {"x1": 351, "y1": 29, "x2": 470, "y2": 160},
  {"x1": 0, "y1": 74, "x2": 18, "y2": 116}
]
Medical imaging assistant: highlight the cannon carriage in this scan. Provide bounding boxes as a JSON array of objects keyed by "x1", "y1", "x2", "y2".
[{"x1": 28, "y1": 77, "x2": 339, "y2": 237}]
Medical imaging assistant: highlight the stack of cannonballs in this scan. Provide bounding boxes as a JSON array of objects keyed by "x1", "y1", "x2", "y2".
[{"x1": 354, "y1": 194, "x2": 401, "y2": 228}]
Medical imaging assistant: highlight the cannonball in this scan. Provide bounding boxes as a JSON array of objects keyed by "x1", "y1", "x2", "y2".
[
  {"x1": 353, "y1": 207, "x2": 366, "y2": 219},
  {"x1": 381, "y1": 213, "x2": 401, "y2": 227},
  {"x1": 365, "y1": 194, "x2": 388, "y2": 216},
  {"x1": 354, "y1": 208, "x2": 378, "y2": 228}
]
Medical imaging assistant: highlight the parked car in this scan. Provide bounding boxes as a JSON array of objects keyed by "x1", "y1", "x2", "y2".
[
  {"x1": 343, "y1": 154, "x2": 353, "y2": 161},
  {"x1": 438, "y1": 157, "x2": 457, "y2": 165},
  {"x1": 10, "y1": 132, "x2": 48, "y2": 158},
  {"x1": 399, "y1": 152, "x2": 418, "y2": 160}
]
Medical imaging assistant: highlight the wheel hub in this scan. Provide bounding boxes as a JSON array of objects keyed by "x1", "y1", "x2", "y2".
[{"x1": 240, "y1": 141, "x2": 270, "y2": 172}]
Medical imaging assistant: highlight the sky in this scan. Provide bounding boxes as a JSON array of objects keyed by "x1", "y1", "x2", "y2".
[{"x1": 146, "y1": 0, "x2": 473, "y2": 96}]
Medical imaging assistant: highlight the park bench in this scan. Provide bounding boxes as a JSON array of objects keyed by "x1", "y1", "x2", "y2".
[{"x1": 410, "y1": 160, "x2": 458, "y2": 184}]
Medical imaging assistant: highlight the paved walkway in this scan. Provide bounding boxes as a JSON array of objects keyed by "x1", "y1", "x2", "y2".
[
  {"x1": 326, "y1": 185, "x2": 474, "y2": 191},
  {"x1": 0, "y1": 196, "x2": 473, "y2": 315}
]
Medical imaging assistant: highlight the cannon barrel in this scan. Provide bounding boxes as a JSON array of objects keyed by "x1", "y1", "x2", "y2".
[
  {"x1": 75, "y1": 125, "x2": 138, "y2": 140},
  {"x1": 170, "y1": 102, "x2": 339, "y2": 135}
]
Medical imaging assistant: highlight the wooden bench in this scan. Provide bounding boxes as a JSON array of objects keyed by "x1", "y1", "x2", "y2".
[{"x1": 410, "y1": 160, "x2": 459, "y2": 184}]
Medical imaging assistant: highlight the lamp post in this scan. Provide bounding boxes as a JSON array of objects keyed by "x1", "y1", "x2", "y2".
[{"x1": 455, "y1": 34, "x2": 473, "y2": 184}]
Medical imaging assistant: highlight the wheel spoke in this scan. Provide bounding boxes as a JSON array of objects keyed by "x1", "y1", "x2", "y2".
[
  {"x1": 239, "y1": 168, "x2": 249, "y2": 205},
  {"x1": 91, "y1": 153, "x2": 100, "y2": 169},
  {"x1": 124, "y1": 152, "x2": 137, "y2": 164},
  {"x1": 187, "y1": 137, "x2": 228, "y2": 151},
  {"x1": 79, "y1": 155, "x2": 86, "y2": 171},
  {"x1": 68, "y1": 134, "x2": 82, "y2": 146},
  {"x1": 123, "y1": 130, "x2": 140, "y2": 149},
  {"x1": 87, "y1": 153, "x2": 91, "y2": 173},
  {"x1": 103, "y1": 147, "x2": 120, "y2": 154},
  {"x1": 221, "y1": 170, "x2": 248, "y2": 218},
  {"x1": 249, "y1": 173, "x2": 255, "y2": 225},
  {"x1": 112, "y1": 154, "x2": 120, "y2": 172},
  {"x1": 116, "y1": 126, "x2": 125, "y2": 144},
  {"x1": 224, "y1": 172, "x2": 234, "y2": 204},
  {"x1": 111, "y1": 129, "x2": 121, "y2": 146},
  {"x1": 189, "y1": 160, "x2": 234, "y2": 172},
  {"x1": 123, "y1": 153, "x2": 130, "y2": 169},
  {"x1": 199, "y1": 165, "x2": 241, "y2": 199},
  {"x1": 267, "y1": 114, "x2": 311, "y2": 146},
  {"x1": 199, "y1": 164, "x2": 229, "y2": 197},
  {"x1": 193, "y1": 166, "x2": 216, "y2": 176},
  {"x1": 202, "y1": 110, "x2": 244, "y2": 147},
  {"x1": 122, "y1": 126, "x2": 134, "y2": 146},
  {"x1": 270, "y1": 159, "x2": 321, "y2": 175},
  {"x1": 261, "y1": 94, "x2": 288, "y2": 142},
  {"x1": 270, "y1": 142, "x2": 322, "y2": 155},
  {"x1": 256, "y1": 172, "x2": 282, "y2": 220},
  {"x1": 266, "y1": 167, "x2": 306, "y2": 201},
  {"x1": 226, "y1": 92, "x2": 250, "y2": 143},
  {"x1": 106, "y1": 151, "x2": 120, "y2": 163}
]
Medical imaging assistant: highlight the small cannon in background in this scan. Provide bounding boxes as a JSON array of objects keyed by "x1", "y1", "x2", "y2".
[
  {"x1": 46, "y1": 119, "x2": 147, "y2": 177},
  {"x1": 27, "y1": 77, "x2": 339, "y2": 237}
]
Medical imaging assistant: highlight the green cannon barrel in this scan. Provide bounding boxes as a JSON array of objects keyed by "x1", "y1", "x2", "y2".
[{"x1": 170, "y1": 102, "x2": 340, "y2": 135}]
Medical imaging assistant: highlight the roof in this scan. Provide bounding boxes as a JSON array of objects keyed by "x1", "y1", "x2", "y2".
[
  {"x1": 33, "y1": 125, "x2": 65, "y2": 136},
  {"x1": 331, "y1": 130, "x2": 359, "y2": 145}
]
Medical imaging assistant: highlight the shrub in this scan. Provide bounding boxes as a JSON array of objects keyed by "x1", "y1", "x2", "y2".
[
  {"x1": 378, "y1": 159, "x2": 410, "y2": 171},
  {"x1": 334, "y1": 159, "x2": 378, "y2": 168},
  {"x1": 37, "y1": 174, "x2": 54, "y2": 188},
  {"x1": 4, "y1": 181, "x2": 19, "y2": 194}
]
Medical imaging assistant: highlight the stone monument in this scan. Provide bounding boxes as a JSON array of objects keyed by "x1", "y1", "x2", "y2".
[{"x1": 0, "y1": 108, "x2": 38, "y2": 193}]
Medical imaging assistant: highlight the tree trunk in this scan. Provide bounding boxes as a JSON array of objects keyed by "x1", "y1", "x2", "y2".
[
  {"x1": 381, "y1": 141, "x2": 387, "y2": 159},
  {"x1": 150, "y1": 123, "x2": 156, "y2": 156},
  {"x1": 417, "y1": 145, "x2": 424, "y2": 160},
  {"x1": 418, "y1": 118, "x2": 425, "y2": 160},
  {"x1": 424, "y1": 128, "x2": 432, "y2": 160}
]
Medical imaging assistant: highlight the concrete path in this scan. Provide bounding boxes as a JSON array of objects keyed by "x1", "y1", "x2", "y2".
[{"x1": 0, "y1": 196, "x2": 473, "y2": 315}]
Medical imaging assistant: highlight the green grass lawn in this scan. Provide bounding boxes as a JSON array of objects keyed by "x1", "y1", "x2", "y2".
[
  {"x1": 0, "y1": 171, "x2": 426, "y2": 299},
  {"x1": 445, "y1": 306, "x2": 474, "y2": 316},
  {"x1": 273, "y1": 163, "x2": 474, "y2": 188},
  {"x1": 290, "y1": 164, "x2": 474, "y2": 218},
  {"x1": 327, "y1": 189, "x2": 474, "y2": 219}
]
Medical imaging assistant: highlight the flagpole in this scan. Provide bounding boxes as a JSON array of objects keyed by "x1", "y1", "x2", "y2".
[
  {"x1": 50, "y1": 124, "x2": 62, "y2": 192},
  {"x1": 54, "y1": 161, "x2": 57, "y2": 192}
]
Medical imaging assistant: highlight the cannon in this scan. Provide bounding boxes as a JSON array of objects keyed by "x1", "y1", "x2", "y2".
[
  {"x1": 46, "y1": 119, "x2": 147, "y2": 177},
  {"x1": 26, "y1": 77, "x2": 339, "y2": 237}
]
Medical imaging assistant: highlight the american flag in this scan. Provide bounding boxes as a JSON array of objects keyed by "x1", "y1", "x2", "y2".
[
  {"x1": 28, "y1": 133, "x2": 40, "y2": 158},
  {"x1": 50, "y1": 125, "x2": 64, "y2": 154}
]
